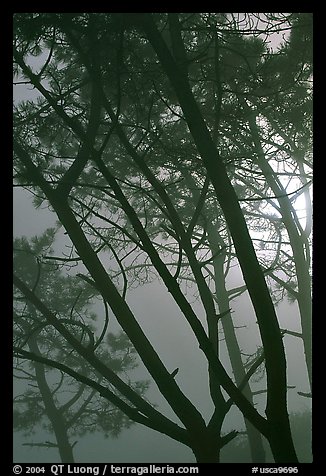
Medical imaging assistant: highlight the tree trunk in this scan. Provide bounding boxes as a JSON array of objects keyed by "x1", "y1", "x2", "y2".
[
  {"x1": 207, "y1": 223, "x2": 266, "y2": 463},
  {"x1": 182, "y1": 168, "x2": 266, "y2": 463},
  {"x1": 269, "y1": 424, "x2": 298, "y2": 463},
  {"x1": 245, "y1": 106, "x2": 312, "y2": 390},
  {"x1": 28, "y1": 337, "x2": 75, "y2": 463},
  {"x1": 139, "y1": 14, "x2": 298, "y2": 462},
  {"x1": 191, "y1": 437, "x2": 220, "y2": 463}
]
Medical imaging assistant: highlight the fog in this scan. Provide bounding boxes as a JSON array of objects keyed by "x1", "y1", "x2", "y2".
[
  {"x1": 13, "y1": 189, "x2": 311, "y2": 463},
  {"x1": 13, "y1": 14, "x2": 312, "y2": 463}
]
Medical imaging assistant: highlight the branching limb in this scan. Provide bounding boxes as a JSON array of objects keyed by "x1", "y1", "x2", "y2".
[{"x1": 13, "y1": 347, "x2": 190, "y2": 446}]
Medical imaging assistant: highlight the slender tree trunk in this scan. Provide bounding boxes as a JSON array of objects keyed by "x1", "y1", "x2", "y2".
[
  {"x1": 207, "y1": 223, "x2": 266, "y2": 463},
  {"x1": 245, "y1": 107, "x2": 312, "y2": 390},
  {"x1": 28, "y1": 337, "x2": 75, "y2": 463},
  {"x1": 182, "y1": 168, "x2": 266, "y2": 462}
]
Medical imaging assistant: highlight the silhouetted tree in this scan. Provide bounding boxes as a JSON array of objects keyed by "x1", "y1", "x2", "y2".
[
  {"x1": 14, "y1": 233, "x2": 148, "y2": 462},
  {"x1": 13, "y1": 13, "x2": 312, "y2": 463}
]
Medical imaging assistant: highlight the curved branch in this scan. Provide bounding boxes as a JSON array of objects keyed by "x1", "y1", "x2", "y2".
[{"x1": 13, "y1": 273, "x2": 192, "y2": 443}]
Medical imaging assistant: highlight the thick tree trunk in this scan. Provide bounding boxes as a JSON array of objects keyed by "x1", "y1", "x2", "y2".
[
  {"x1": 191, "y1": 437, "x2": 220, "y2": 463},
  {"x1": 269, "y1": 425, "x2": 299, "y2": 463},
  {"x1": 139, "y1": 14, "x2": 298, "y2": 462}
]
